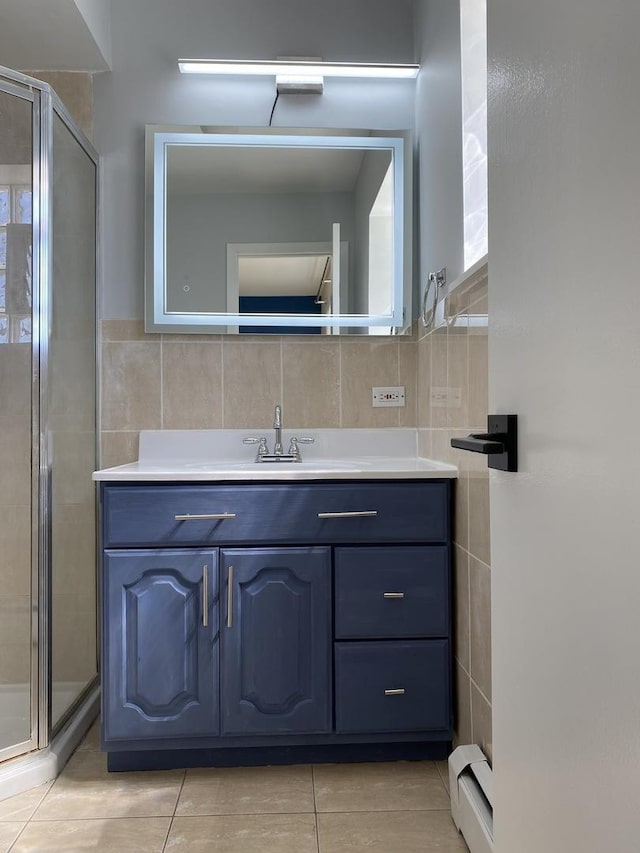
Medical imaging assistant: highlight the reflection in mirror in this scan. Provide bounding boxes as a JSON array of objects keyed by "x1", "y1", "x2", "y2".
[
  {"x1": 145, "y1": 127, "x2": 411, "y2": 335},
  {"x1": 225, "y1": 240, "x2": 349, "y2": 334}
]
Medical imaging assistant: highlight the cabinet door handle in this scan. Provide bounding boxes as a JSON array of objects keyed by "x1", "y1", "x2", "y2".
[
  {"x1": 383, "y1": 592, "x2": 405, "y2": 599},
  {"x1": 317, "y1": 510, "x2": 378, "y2": 519},
  {"x1": 175, "y1": 513, "x2": 236, "y2": 521},
  {"x1": 202, "y1": 565, "x2": 208, "y2": 628},
  {"x1": 384, "y1": 688, "x2": 406, "y2": 696},
  {"x1": 226, "y1": 565, "x2": 234, "y2": 629}
]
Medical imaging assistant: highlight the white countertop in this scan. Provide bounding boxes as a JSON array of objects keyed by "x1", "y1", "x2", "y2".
[{"x1": 93, "y1": 429, "x2": 458, "y2": 482}]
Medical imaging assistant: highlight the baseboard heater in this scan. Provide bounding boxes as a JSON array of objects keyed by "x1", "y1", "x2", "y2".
[{"x1": 449, "y1": 745, "x2": 494, "y2": 853}]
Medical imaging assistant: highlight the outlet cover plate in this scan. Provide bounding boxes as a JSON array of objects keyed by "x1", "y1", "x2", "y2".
[{"x1": 372, "y1": 386, "x2": 406, "y2": 407}]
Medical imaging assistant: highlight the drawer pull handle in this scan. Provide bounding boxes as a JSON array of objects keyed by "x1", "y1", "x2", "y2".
[
  {"x1": 383, "y1": 592, "x2": 405, "y2": 599},
  {"x1": 175, "y1": 513, "x2": 237, "y2": 521},
  {"x1": 384, "y1": 688, "x2": 406, "y2": 696},
  {"x1": 202, "y1": 565, "x2": 208, "y2": 628},
  {"x1": 317, "y1": 511, "x2": 378, "y2": 519},
  {"x1": 226, "y1": 565, "x2": 234, "y2": 629}
]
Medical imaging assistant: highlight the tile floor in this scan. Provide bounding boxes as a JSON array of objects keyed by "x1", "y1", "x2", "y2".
[{"x1": 0, "y1": 721, "x2": 469, "y2": 852}]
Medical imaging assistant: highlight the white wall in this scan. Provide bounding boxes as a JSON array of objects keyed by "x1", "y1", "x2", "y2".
[
  {"x1": 489, "y1": 1, "x2": 640, "y2": 850},
  {"x1": 0, "y1": 0, "x2": 110, "y2": 71},
  {"x1": 74, "y1": 0, "x2": 112, "y2": 68},
  {"x1": 93, "y1": 0, "x2": 416, "y2": 318},
  {"x1": 167, "y1": 191, "x2": 355, "y2": 313},
  {"x1": 353, "y1": 150, "x2": 393, "y2": 314},
  {"x1": 414, "y1": 0, "x2": 464, "y2": 299}
]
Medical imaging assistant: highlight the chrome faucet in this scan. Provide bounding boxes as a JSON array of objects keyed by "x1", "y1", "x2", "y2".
[
  {"x1": 242, "y1": 404, "x2": 315, "y2": 462},
  {"x1": 273, "y1": 404, "x2": 283, "y2": 456}
]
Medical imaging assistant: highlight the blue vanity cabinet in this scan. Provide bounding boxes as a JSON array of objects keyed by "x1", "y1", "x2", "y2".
[
  {"x1": 219, "y1": 547, "x2": 332, "y2": 736},
  {"x1": 99, "y1": 478, "x2": 452, "y2": 769},
  {"x1": 102, "y1": 549, "x2": 219, "y2": 742}
]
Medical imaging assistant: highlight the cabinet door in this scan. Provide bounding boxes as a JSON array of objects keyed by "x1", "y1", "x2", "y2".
[
  {"x1": 220, "y1": 547, "x2": 331, "y2": 735},
  {"x1": 103, "y1": 549, "x2": 218, "y2": 741}
]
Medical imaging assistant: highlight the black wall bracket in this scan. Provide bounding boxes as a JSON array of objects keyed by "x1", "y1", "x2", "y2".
[{"x1": 450, "y1": 414, "x2": 518, "y2": 472}]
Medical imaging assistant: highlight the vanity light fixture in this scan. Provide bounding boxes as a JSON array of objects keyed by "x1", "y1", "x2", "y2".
[{"x1": 177, "y1": 59, "x2": 420, "y2": 80}]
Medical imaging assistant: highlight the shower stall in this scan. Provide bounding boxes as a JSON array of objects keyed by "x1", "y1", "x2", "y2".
[{"x1": 0, "y1": 67, "x2": 99, "y2": 780}]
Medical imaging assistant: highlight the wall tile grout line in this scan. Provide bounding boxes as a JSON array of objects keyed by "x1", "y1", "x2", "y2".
[
  {"x1": 337, "y1": 340, "x2": 343, "y2": 427},
  {"x1": 280, "y1": 337, "x2": 284, "y2": 412},
  {"x1": 159, "y1": 334, "x2": 164, "y2": 430},
  {"x1": 220, "y1": 339, "x2": 227, "y2": 429},
  {"x1": 396, "y1": 339, "x2": 401, "y2": 427},
  {"x1": 467, "y1": 516, "x2": 472, "y2": 686}
]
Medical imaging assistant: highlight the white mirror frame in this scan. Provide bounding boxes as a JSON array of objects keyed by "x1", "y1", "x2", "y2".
[{"x1": 145, "y1": 129, "x2": 411, "y2": 333}]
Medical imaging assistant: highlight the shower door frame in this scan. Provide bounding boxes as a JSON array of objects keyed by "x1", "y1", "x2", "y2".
[
  {"x1": 0, "y1": 72, "x2": 41, "y2": 764},
  {"x1": 43, "y1": 87, "x2": 100, "y2": 742},
  {"x1": 0, "y1": 66, "x2": 100, "y2": 765}
]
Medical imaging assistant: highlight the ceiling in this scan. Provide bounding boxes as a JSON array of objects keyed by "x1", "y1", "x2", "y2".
[
  {"x1": 0, "y1": 0, "x2": 110, "y2": 72},
  {"x1": 238, "y1": 254, "x2": 330, "y2": 297},
  {"x1": 167, "y1": 145, "x2": 371, "y2": 196}
]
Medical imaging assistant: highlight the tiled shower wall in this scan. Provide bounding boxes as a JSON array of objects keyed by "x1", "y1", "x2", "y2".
[
  {"x1": 0, "y1": 344, "x2": 31, "y2": 685},
  {"x1": 0, "y1": 90, "x2": 36, "y2": 688},
  {"x1": 417, "y1": 272, "x2": 492, "y2": 761},
  {"x1": 32, "y1": 72, "x2": 93, "y2": 140}
]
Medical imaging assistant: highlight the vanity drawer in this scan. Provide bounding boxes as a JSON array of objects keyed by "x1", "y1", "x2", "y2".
[
  {"x1": 102, "y1": 482, "x2": 449, "y2": 548},
  {"x1": 334, "y1": 640, "x2": 450, "y2": 734},
  {"x1": 334, "y1": 546, "x2": 449, "y2": 639}
]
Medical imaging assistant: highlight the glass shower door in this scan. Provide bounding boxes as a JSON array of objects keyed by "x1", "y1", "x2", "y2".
[
  {"x1": 0, "y1": 83, "x2": 36, "y2": 758},
  {"x1": 49, "y1": 107, "x2": 98, "y2": 729}
]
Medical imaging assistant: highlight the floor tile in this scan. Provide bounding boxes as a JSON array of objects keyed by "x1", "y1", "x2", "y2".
[
  {"x1": 32, "y1": 751, "x2": 184, "y2": 820},
  {"x1": 436, "y1": 760, "x2": 451, "y2": 793},
  {"x1": 75, "y1": 718, "x2": 100, "y2": 752},
  {"x1": 176, "y1": 764, "x2": 314, "y2": 816},
  {"x1": 165, "y1": 813, "x2": 318, "y2": 853},
  {"x1": 11, "y1": 817, "x2": 171, "y2": 852},
  {"x1": 317, "y1": 810, "x2": 469, "y2": 852},
  {"x1": 313, "y1": 761, "x2": 450, "y2": 813},
  {"x1": 0, "y1": 822, "x2": 24, "y2": 853},
  {"x1": 0, "y1": 783, "x2": 52, "y2": 822}
]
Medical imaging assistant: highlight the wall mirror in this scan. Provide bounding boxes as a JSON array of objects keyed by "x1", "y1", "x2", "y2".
[{"x1": 145, "y1": 126, "x2": 412, "y2": 335}]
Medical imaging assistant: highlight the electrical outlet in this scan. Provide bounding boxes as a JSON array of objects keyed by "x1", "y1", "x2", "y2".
[
  {"x1": 431, "y1": 386, "x2": 462, "y2": 408},
  {"x1": 372, "y1": 386, "x2": 406, "y2": 407}
]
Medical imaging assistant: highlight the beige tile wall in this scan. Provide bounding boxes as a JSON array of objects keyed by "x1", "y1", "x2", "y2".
[
  {"x1": 99, "y1": 322, "x2": 418, "y2": 467},
  {"x1": 416, "y1": 272, "x2": 492, "y2": 762}
]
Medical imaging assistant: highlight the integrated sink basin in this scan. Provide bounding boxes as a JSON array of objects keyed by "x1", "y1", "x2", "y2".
[
  {"x1": 92, "y1": 429, "x2": 459, "y2": 482},
  {"x1": 183, "y1": 459, "x2": 363, "y2": 472}
]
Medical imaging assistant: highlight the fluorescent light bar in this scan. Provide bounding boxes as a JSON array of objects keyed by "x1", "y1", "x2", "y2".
[{"x1": 178, "y1": 59, "x2": 419, "y2": 79}]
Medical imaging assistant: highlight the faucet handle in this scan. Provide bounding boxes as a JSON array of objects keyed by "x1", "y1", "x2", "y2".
[
  {"x1": 243, "y1": 436, "x2": 270, "y2": 458},
  {"x1": 287, "y1": 436, "x2": 301, "y2": 460},
  {"x1": 287, "y1": 436, "x2": 314, "y2": 461}
]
